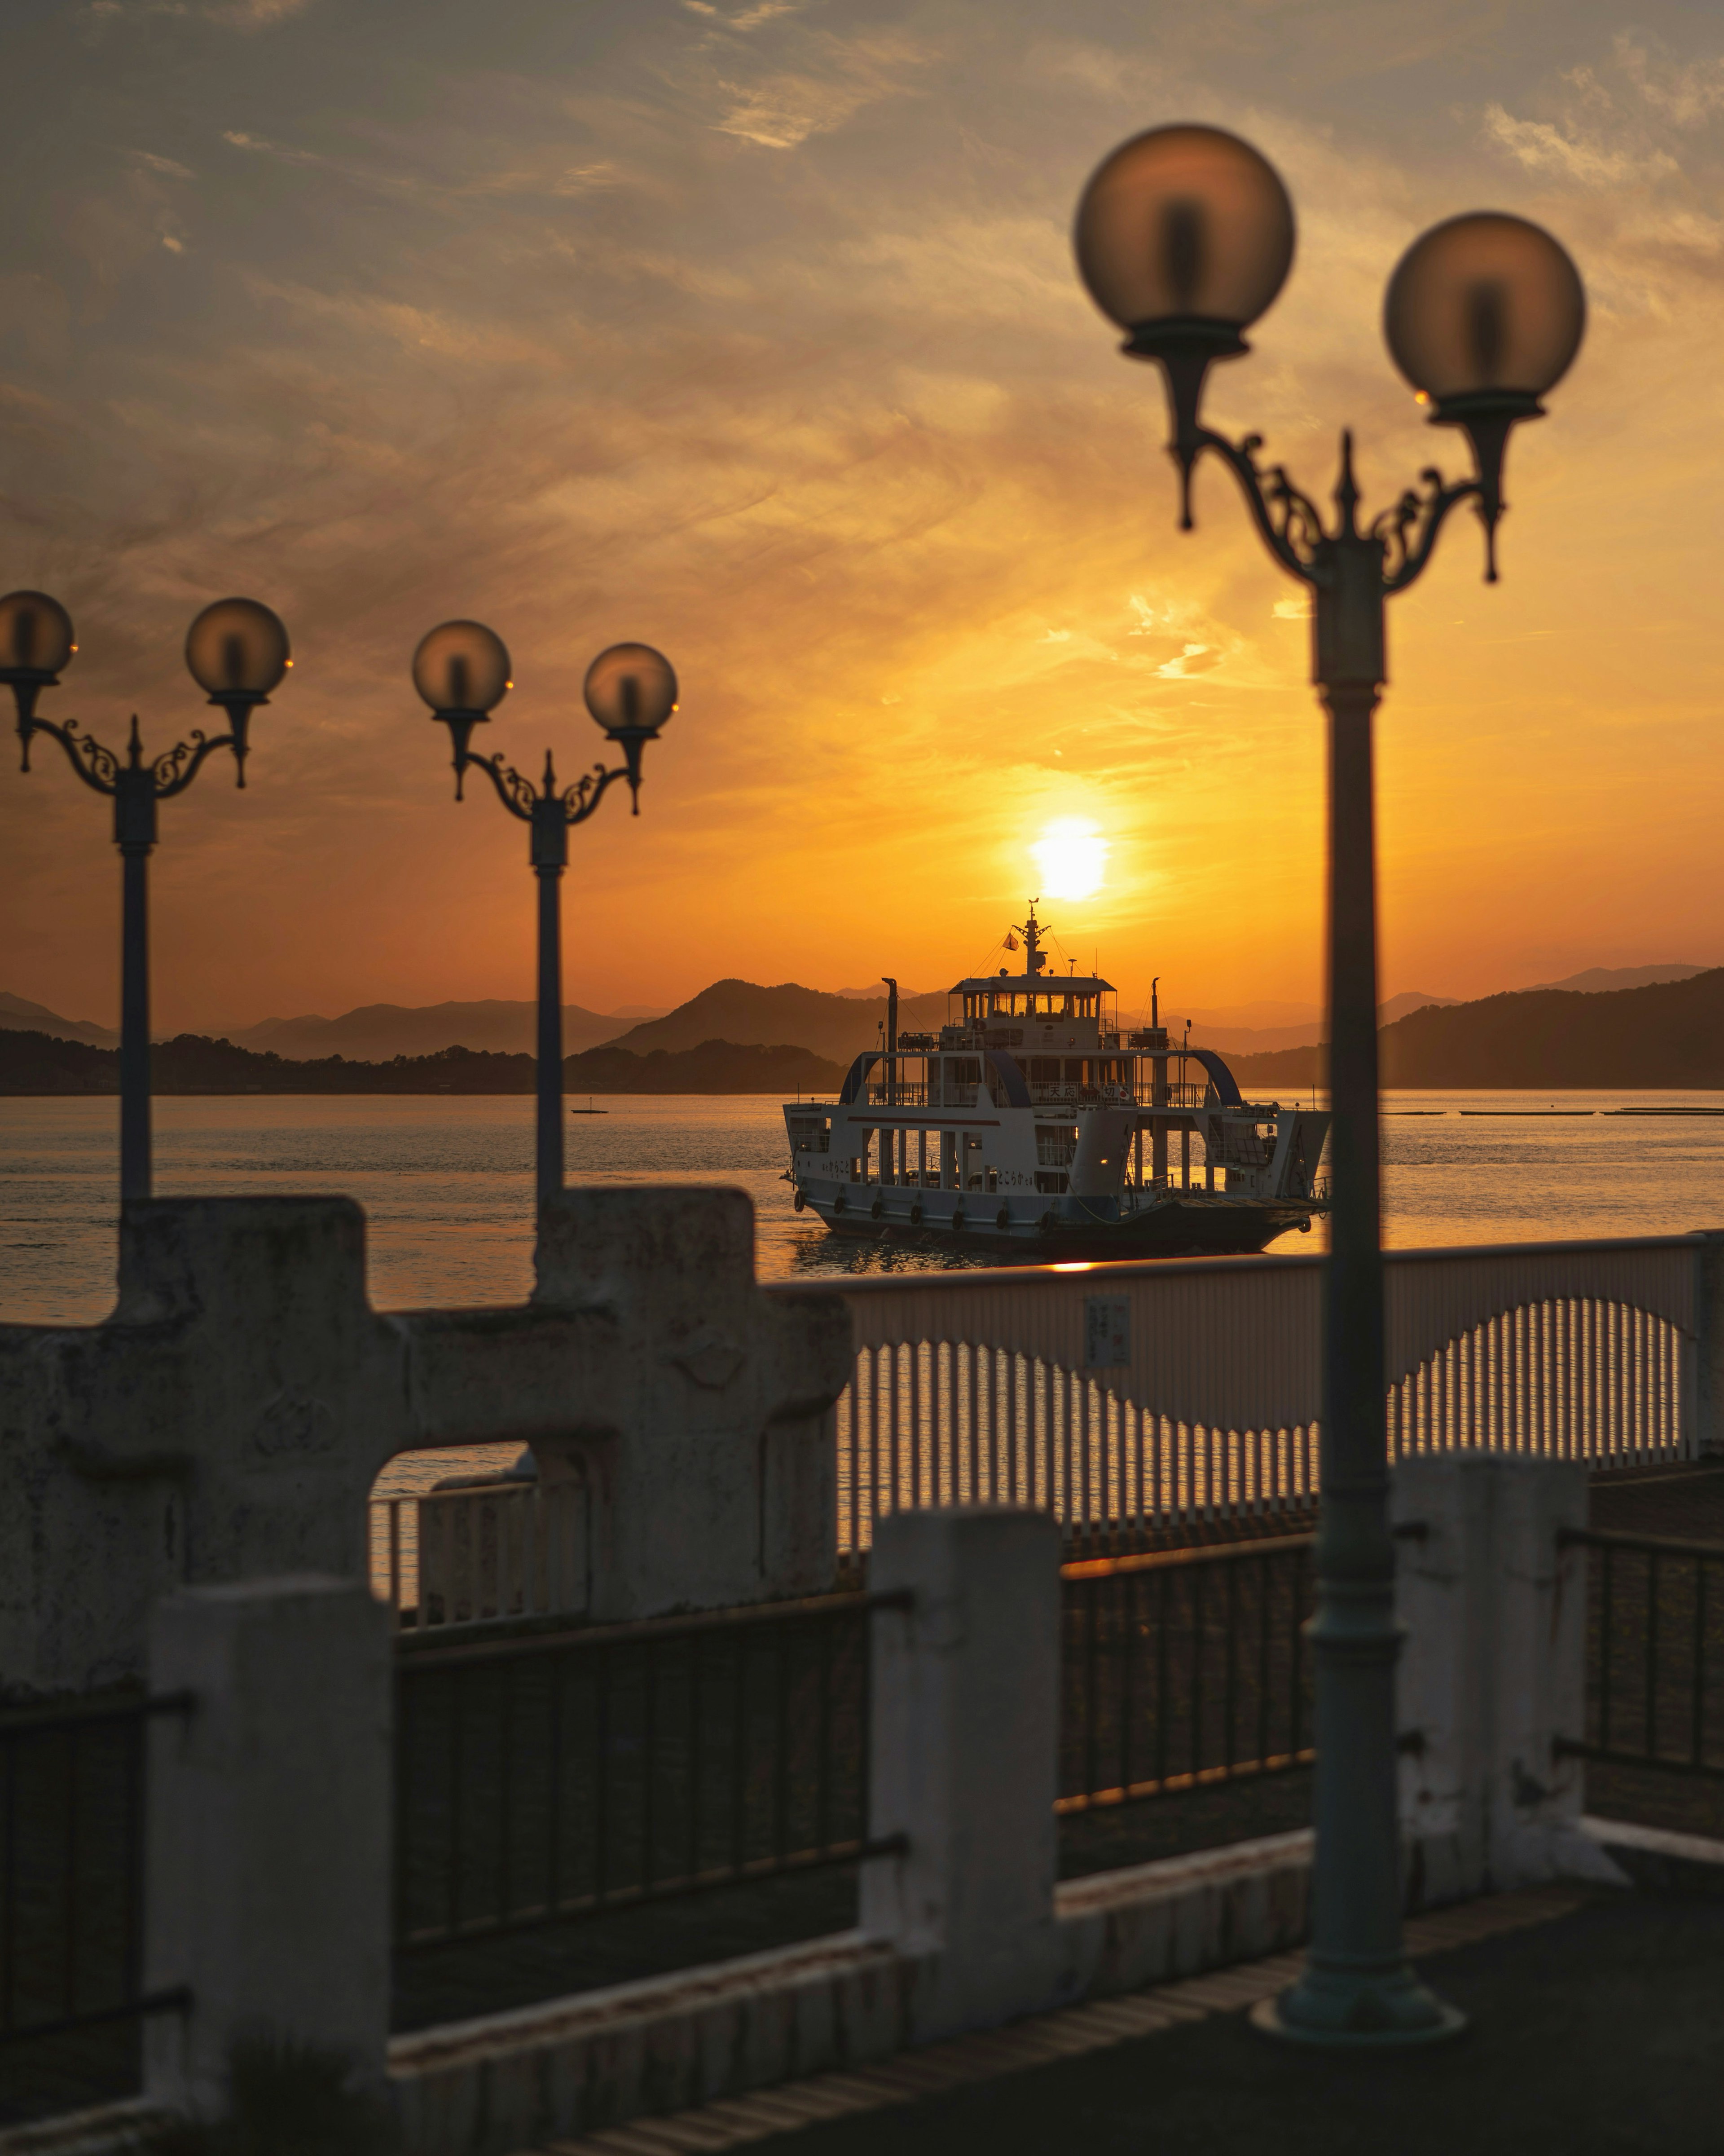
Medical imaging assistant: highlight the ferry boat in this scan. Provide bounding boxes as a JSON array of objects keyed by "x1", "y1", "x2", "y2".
[{"x1": 783, "y1": 908, "x2": 1330, "y2": 1257}]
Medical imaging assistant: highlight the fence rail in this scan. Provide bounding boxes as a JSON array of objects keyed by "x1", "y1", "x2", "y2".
[
  {"x1": 371, "y1": 1481, "x2": 588, "y2": 1634},
  {"x1": 0, "y1": 1691, "x2": 193, "y2": 2051},
  {"x1": 393, "y1": 1591, "x2": 904, "y2": 1954},
  {"x1": 795, "y1": 1234, "x2": 1707, "y2": 1556},
  {"x1": 1057, "y1": 1537, "x2": 1315, "y2": 1816},
  {"x1": 1556, "y1": 1526, "x2": 1724, "y2": 1784}
]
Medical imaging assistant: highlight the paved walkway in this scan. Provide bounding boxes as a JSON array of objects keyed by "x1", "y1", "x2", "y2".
[{"x1": 534, "y1": 1882, "x2": 1724, "y2": 2156}]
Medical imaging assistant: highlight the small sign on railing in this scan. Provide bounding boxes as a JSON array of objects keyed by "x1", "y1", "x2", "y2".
[{"x1": 1085, "y1": 1296, "x2": 1130, "y2": 1368}]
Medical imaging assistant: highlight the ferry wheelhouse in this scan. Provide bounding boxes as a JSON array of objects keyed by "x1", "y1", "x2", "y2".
[{"x1": 783, "y1": 909, "x2": 1329, "y2": 1257}]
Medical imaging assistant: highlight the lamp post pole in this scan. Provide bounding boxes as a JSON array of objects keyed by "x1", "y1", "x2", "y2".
[
  {"x1": 1073, "y1": 125, "x2": 1584, "y2": 2043},
  {"x1": 1, "y1": 592, "x2": 291, "y2": 1210},
  {"x1": 413, "y1": 623, "x2": 677, "y2": 1225},
  {"x1": 532, "y1": 788, "x2": 567, "y2": 1221}
]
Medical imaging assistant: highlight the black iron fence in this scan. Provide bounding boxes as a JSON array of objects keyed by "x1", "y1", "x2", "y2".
[
  {"x1": 1056, "y1": 1535, "x2": 1316, "y2": 1817},
  {"x1": 394, "y1": 1590, "x2": 906, "y2": 1954},
  {"x1": 0, "y1": 1689, "x2": 192, "y2": 2051},
  {"x1": 1557, "y1": 1527, "x2": 1724, "y2": 1784}
]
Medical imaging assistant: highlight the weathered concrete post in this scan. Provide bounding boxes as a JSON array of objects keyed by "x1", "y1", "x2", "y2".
[
  {"x1": 861, "y1": 1506, "x2": 1070, "y2": 2041},
  {"x1": 523, "y1": 1186, "x2": 848, "y2": 1617},
  {"x1": 144, "y1": 1575, "x2": 392, "y2": 2120},
  {"x1": 1393, "y1": 1453, "x2": 1623, "y2": 1903}
]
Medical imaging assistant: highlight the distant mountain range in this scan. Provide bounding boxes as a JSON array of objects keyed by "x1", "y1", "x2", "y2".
[
  {"x1": 0, "y1": 992, "x2": 118, "y2": 1049},
  {"x1": 0, "y1": 1029, "x2": 846, "y2": 1097},
  {"x1": 1524, "y1": 964, "x2": 1709, "y2": 995},
  {"x1": 3, "y1": 959, "x2": 1715, "y2": 1081},
  {"x1": 1229, "y1": 968, "x2": 1724, "y2": 1090},
  {"x1": 1181, "y1": 991, "x2": 1458, "y2": 1056},
  {"x1": 0, "y1": 993, "x2": 667, "y2": 1062},
  {"x1": 602, "y1": 980, "x2": 951, "y2": 1064},
  {"x1": 229, "y1": 999, "x2": 645, "y2": 1062},
  {"x1": 1174, "y1": 971, "x2": 1707, "y2": 1055}
]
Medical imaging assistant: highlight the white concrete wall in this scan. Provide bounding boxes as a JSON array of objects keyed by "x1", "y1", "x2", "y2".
[{"x1": 1, "y1": 1187, "x2": 849, "y2": 1695}]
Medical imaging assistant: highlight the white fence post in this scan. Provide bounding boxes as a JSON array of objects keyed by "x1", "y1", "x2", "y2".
[
  {"x1": 860, "y1": 1505, "x2": 1069, "y2": 2041},
  {"x1": 1393, "y1": 1454, "x2": 1623, "y2": 1905},
  {"x1": 144, "y1": 1575, "x2": 392, "y2": 2121}
]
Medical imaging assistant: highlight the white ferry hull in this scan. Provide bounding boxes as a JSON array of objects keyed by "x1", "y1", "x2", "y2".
[{"x1": 793, "y1": 1182, "x2": 1316, "y2": 1257}]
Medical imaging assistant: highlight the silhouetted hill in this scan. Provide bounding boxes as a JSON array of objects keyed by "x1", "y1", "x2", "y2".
[
  {"x1": 0, "y1": 992, "x2": 117, "y2": 1049},
  {"x1": 608, "y1": 979, "x2": 949, "y2": 1062},
  {"x1": 230, "y1": 998, "x2": 626, "y2": 1060},
  {"x1": 1227, "y1": 969, "x2": 1724, "y2": 1090},
  {"x1": 1526, "y1": 963, "x2": 1707, "y2": 994},
  {"x1": 0, "y1": 1029, "x2": 845, "y2": 1097}
]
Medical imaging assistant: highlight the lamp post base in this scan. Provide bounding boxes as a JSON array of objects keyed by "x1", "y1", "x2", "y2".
[{"x1": 1250, "y1": 1970, "x2": 1466, "y2": 2047}]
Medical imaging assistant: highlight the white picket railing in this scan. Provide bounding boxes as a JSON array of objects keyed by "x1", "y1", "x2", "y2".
[
  {"x1": 370, "y1": 1480, "x2": 588, "y2": 1632},
  {"x1": 795, "y1": 1235, "x2": 1707, "y2": 1557}
]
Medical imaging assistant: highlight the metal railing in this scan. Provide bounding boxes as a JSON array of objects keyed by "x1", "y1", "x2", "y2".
[
  {"x1": 1057, "y1": 1537, "x2": 1315, "y2": 1816},
  {"x1": 795, "y1": 1235, "x2": 1706, "y2": 1557},
  {"x1": 0, "y1": 1691, "x2": 192, "y2": 2052},
  {"x1": 1556, "y1": 1527, "x2": 1724, "y2": 1784},
  {"x1": 393, "y1": 1591, "x2": 905, "y2": 1955},
  {"x1": 370, "y1": 1481, "x2": 588, "y2": 1633}
]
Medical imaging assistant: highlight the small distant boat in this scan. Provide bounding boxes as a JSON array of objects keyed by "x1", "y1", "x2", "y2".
[{"x1": 569, "y1": 1098, "x2": 608, "y2": 1116}]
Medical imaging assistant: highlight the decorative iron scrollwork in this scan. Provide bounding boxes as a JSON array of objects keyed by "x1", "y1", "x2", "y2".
[
  {"x1": 1191, "y1": 424, "x2": 1480, "y2": 600},
  {"x1": 465, "y1": 753, "x2": 540, "y2": 821},
  {"x1": 561, "y1": 762, "x2": 616, "y2": 824},
  {"x1": 150, "y1": 731, "x2": 228, "y2": 797},
  {"x1": 1372, "y1": 465, "x2": 1481, "y2": 593},
  {"x1": 1196, "y1": 427, "x2": 1324, "y2": 584},
  {"x1": 26, "y1": 718, "x2": 121, "y2": 794}
]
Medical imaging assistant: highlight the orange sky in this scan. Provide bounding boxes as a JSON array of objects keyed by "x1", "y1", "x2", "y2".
[{"x1": 4, "y1": 2, "x2": 1724, "y2": 1032}]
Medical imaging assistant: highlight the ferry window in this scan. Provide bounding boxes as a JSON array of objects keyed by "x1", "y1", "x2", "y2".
[{"x1": 1029, "y1": 1058, "x2": 1060, "y2": 1083}]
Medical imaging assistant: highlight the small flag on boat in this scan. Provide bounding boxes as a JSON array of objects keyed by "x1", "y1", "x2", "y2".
[{"x1": 1004, "y1": 932, "x2": 1018, "y2": 950}]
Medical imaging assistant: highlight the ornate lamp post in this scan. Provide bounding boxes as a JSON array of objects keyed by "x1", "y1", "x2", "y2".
[
  {"x1": 1073, "y1": 125, "x2": 1583, "y2": 2044},
  {"x1": 412, "y1": 622, "x2": 678, "y2": 1220},
  {"x1": 0, "y1": 590, "x2": 292, "y2": 1207}
]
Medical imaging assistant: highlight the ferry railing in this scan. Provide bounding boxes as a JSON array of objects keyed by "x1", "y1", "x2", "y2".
[{"x1": 777, "y1": 1235, "x2": 1706, "y2": 1559}]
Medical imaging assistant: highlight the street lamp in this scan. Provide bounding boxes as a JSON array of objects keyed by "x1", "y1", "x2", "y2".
[
  {"x1": 1074, "y1": 123, "x2": 1583, "y2": 2046},
  {"x1": 413, "y1": 623, "x2": 677, "y2": 1220},
  {"x1": 1, "y1": 591, "x2": 292, "y2": 1208}
]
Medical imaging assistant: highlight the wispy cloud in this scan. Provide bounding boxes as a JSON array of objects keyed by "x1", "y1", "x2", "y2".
[
  {"x1": 1613, "y1": 32, "x2": 1724, "y2": 127},
  {"x1": 1482, "y1": 101, "x2": 1677, "y2": 186},
  {"x1": 690, "y1": 23, "x2": 936, "y2": 150},
  {"x1": 85, "y1": 0, "x2": 313, "y2": 25}
]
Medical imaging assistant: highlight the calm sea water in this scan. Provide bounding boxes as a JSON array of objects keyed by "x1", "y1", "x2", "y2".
[
  {"x1": 7, "y1": 1090, "x2": 1723, "y2": 1501},
  {"x1": 6, "y1": 1090, "x2": 1724, "y2": 1330}
]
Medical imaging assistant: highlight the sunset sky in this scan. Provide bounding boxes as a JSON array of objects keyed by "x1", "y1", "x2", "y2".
[{"x1": 4, "y1": 0, "x2": 1724, "y2": 1033}]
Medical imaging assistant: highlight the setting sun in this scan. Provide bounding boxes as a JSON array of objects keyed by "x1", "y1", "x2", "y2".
[{"x1": 1030, "y1": 819, "x2": 1108, "y2": 901}]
